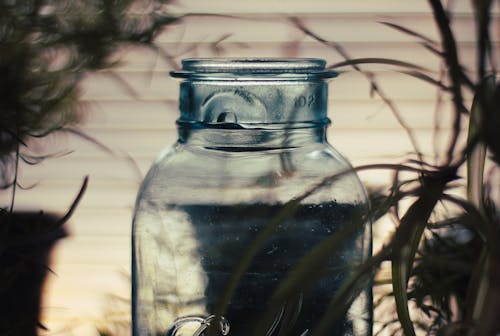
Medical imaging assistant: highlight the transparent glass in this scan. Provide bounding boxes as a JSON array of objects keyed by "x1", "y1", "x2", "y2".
[{"x1": 132, "y1": 59, "x2": 372, "y2": 336}]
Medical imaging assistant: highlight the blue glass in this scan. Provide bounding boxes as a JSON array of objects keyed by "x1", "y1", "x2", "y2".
[{"x1": 132, "y1": 59, "x2": 372, "y2": 336}]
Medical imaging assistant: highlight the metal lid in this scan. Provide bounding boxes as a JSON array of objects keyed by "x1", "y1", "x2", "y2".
[{"x1": 171, "y1": 58, "x2": 337, "y2": 78}]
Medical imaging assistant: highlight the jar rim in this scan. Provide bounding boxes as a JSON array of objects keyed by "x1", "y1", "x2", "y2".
[{"x1": 171, "y1": 58, "x2": 337, "y2": 78}]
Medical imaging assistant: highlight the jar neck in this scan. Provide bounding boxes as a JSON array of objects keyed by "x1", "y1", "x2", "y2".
[
  {"x1": 171, "y1": 59, "x2": 337, "y2": 150},
  {"x1": 177, "y1": 121, "x2": 329, "y2": 149},
  {"x1": 177, "y1": 79, "x2": 329, "y2": 124}
]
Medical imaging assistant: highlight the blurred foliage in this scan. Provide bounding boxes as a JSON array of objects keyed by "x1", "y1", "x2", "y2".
[
  {"x1": 0, "y1": 0, "x2": 177, "y2": 191},
  {"x1": 0, "y1": 1, "x2": 178, "y2": 335},
  {"x1": 290, "y1": 1, "x2": 499, "y2": 335}
]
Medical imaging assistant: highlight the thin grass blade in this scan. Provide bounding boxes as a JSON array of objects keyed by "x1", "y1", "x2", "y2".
[
  {"x1": 379, "y1": 21, "x2": 437, "y2": 45},
  {"x1": 398, "y1": 70, "x2": 450, "y2": 91},
  {"x1": 328, "y1": 58, "x2": 430, "y2": 72}
]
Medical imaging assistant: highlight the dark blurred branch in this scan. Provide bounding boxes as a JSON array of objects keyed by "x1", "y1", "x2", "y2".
[
  {"x1": 9, "y1": 143, "x2": 20, "y2": 213},
  {"x1": 290, "y1": 17, "x2": 424, "y2": 163},
  {"x1": 55, "y1": 175, "x2": 88, "y2": 227}
]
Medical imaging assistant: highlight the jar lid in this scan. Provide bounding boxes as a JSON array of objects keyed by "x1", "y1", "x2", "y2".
[{"x1": 171, "y1": 58, "x2": 337, "y2": 78}]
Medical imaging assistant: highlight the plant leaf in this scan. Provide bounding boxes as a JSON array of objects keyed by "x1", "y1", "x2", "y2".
[
  {"x1": 392, "y1": 246, "x2": 416, "y2": 336},
  {"x1": 398, "y1": 70, "x2": 450, "y2": 91},
  {"x1": 467, "y1": 80, "x2": 488, "y2": 210},
  {"x1": 391, "y1": 168, "x2": 457, "y2": 336},
  {"x1": 379, "y1": 21, "x2": 437, "y2": 45},
  {"x1": 419, "y1": 41, "x2": 444, "y2": 57},
  {"x1": 328, "y1": 58, "x2": 430, "y2": 72},
  {"x1": 479, "y1": 77, "x2": 500, "y2": 164}
]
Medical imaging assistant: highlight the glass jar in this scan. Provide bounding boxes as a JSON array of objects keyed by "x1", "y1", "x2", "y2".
[{"x1": 132, "y1": 59, "x2": 372, "y2": 336}]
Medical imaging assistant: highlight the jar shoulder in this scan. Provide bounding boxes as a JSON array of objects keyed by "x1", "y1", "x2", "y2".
[
  {"x1": 146, "y1": 142, "x2": 353, "y2": 180},
  {"x1": 136, "y1": 141, "x2": 367, "y2": 206}
]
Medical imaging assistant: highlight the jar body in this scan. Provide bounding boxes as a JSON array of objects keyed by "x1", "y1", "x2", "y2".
[
  {"x1": 132, "y1": 127, "x2": 371, "y2": 336},
  {"x1": 132, "y1": 58, "x2": 372, "y2": 336}
]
